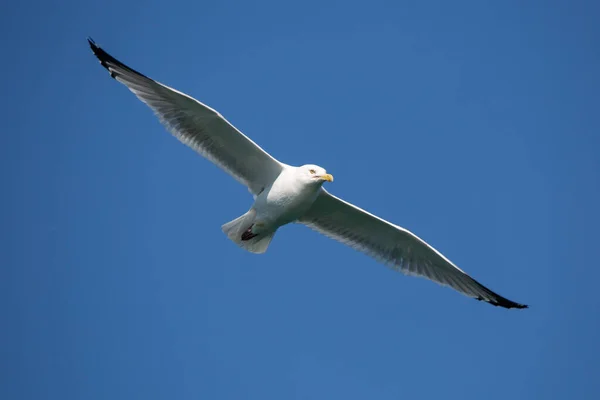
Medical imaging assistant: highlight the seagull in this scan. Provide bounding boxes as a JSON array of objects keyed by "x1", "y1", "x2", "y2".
[{"x1": 88, "y1": 38, "x2": 527, "y2": 309}]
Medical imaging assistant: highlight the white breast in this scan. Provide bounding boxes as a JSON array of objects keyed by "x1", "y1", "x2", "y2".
[{"x1": 253, "y1": 167, "x2": 321, "y2": 228}]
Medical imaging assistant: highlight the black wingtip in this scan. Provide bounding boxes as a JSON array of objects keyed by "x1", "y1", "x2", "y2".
[
  {"x1": 87, "y1": 36, "x2": 110, "y2": 72},
  {"x1": 86, "y1": 37, "x2": 150, "y2": 81},
  {"x1": 476, "y1": 295, "x2": 529, "y2": 310},
  {"x1": 87, "y1": 37, "x2": 98, "y2": 52},
  {"x1": 495, "y1": 296, "x2": 529, "y2": 310},
  {"x1": 496, "y1": 301, "x2": 529, "y2": 310},
  {"x1": 466, "y1": 274, "x2": 529, "y2": 309}
]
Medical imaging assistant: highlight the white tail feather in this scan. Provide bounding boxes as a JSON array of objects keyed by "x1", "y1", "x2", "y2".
[{"x1": 221, "y1": 209, "x2": 276, "y2": 254}]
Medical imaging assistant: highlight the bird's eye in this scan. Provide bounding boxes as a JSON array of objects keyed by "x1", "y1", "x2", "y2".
[{"x1": 309, "y1": 169, "x2": 316, "y2": 174}]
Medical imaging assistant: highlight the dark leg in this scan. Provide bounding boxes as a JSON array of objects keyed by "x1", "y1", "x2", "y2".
[{"x1": 241, "y1": 225, "x2": 258, "y2": 241}]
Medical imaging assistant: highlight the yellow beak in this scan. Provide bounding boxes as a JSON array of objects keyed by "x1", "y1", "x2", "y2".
[{"x1": 320, "y1": 174, "x2": 334, "y2": 182}]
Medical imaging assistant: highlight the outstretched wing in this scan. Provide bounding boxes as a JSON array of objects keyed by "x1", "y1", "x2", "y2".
[
  {"x1": 300, "y1": 189, "x2": 527, "y2": 309},
  {"x1": 88, "y1": 38, "x2": 283, "y2": 195}
]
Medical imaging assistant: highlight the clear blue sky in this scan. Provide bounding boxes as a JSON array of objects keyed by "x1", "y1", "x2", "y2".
[{"x1": 2, "y1": 0, "x2": 599, "y2": 399}]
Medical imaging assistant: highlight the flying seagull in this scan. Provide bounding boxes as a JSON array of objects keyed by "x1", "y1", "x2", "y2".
[{"x1": 88, "y1": 38, "x2": 527, "y2": 309}]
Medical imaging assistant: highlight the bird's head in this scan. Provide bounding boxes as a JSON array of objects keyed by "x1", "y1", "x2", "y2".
[{"x1": 298, "y1": 164, "x2": 334, "y2": 186}]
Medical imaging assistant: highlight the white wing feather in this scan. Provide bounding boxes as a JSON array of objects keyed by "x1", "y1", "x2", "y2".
[
  {"x1": 300, "y1": 189, "x2": 527, "y2": 309},
  {"x1": 88, "y1": 39, "x2": 283, "y2": 195}
]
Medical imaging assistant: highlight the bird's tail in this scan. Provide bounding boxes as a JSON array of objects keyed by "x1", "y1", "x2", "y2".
[{"x1": 221, "y1": 209, "x2": 275, "y2": 254}]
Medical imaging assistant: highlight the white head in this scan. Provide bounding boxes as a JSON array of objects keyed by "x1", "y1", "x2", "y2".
[{"x1": 296, "y1": 164, "x2": 334, "y2": 186}]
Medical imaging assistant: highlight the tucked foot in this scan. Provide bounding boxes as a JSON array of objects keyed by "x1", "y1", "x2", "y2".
[{"x1": 241, "y1": 225, "x2": 258, "y2": 241}]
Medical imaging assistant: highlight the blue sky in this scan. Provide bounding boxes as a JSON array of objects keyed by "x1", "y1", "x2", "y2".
[{"x1": 2, "y1": 0, "x2": 599, "y2": 398}]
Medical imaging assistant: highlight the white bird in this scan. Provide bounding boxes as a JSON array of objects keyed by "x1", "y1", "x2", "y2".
[{"x1": 88, "y1": 38, "x2": 527, "y2": 309}]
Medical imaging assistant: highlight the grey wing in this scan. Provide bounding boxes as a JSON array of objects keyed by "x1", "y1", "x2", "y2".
[
  {"x1": 299, "y1": 189, "x2": 528, "y2": 309},
  {"x1": 88, "y1": 38, "x2": 283, "y2": 195}
]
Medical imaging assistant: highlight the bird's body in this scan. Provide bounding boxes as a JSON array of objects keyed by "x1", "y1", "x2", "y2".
[
  {"x1": 88, "y1": 38, "x2": 528, "y2": 309},
  {"x1": 223, "y1": 165, "x2": 333, "y2": 253},
  {"x1": 253, "y1": 167, "x2": 323, "y2": 229}
]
